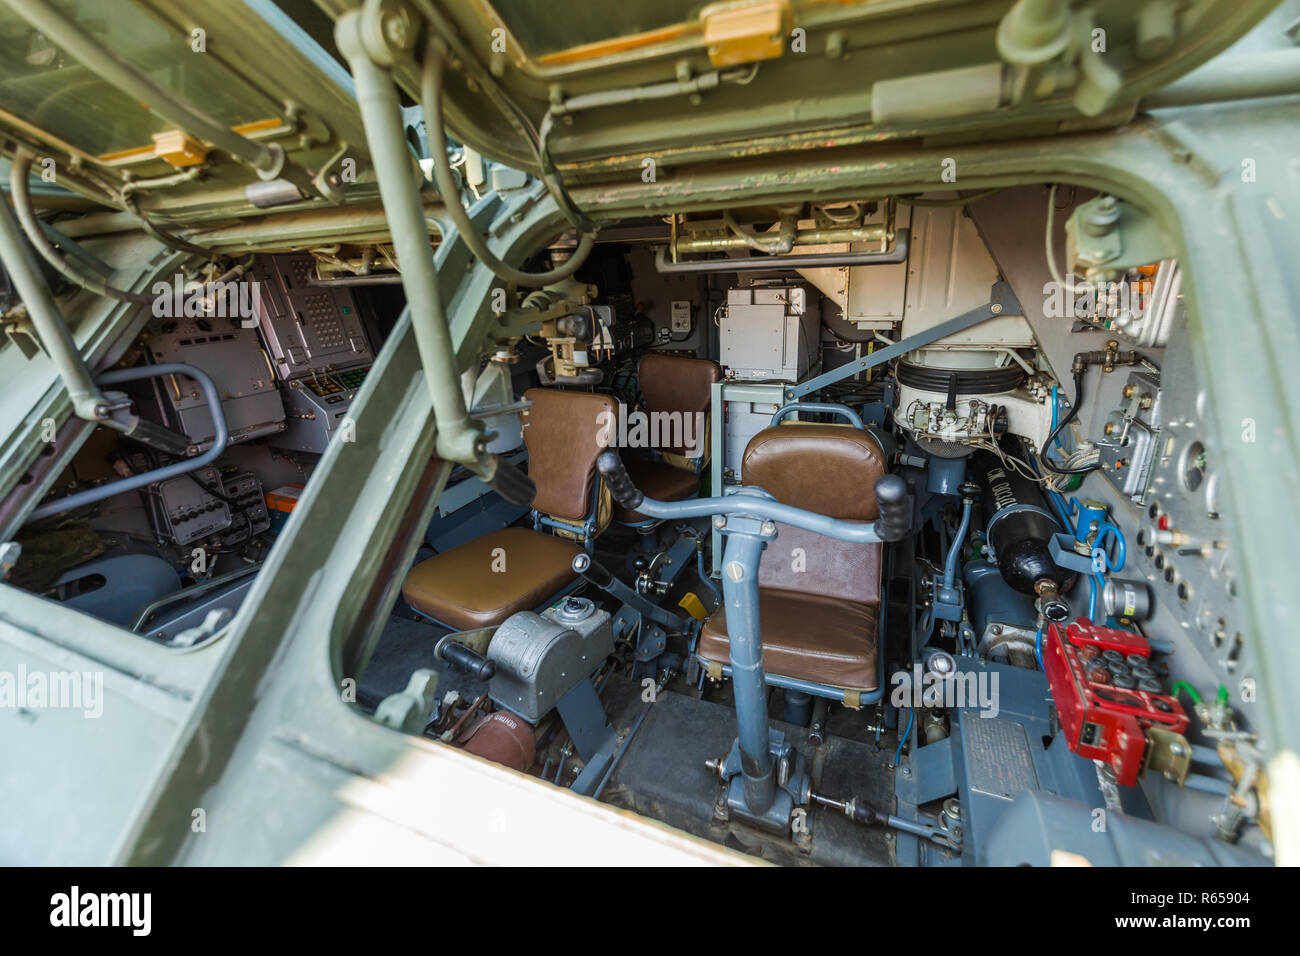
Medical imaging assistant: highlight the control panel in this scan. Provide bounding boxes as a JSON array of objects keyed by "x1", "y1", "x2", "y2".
[
  {"x1": 1127, "y1": 340, "x2": 1247, "y2": 692},
  {"x1": 251, "y1": 254, "x2": 373, "y2": 380},
  {"x1": 143, "y1": 315, "x2": 285, "y2": 446},
  {"x1": 248, "y1": 253, "x2": 375, "y2": 454},
  {"x1": 277, "y1": 368, "x2": 370, "y2": 454},
  {"x1": 146, "y1": 467, "x2": 232, "y2": 547},
  {"x1": 303, "y1": 365, "x2": 369, "y2": 399},
  {"x1": 1097, "y1": 369, "x2": 1162, "y2": 501}
]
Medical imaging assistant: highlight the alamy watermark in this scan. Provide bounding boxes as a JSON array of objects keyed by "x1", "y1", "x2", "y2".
[
  {"x1": 50, "y1": 886, "x2": 150, "y2": 936},
  {"x1": 151, "y1": 274, "x2": 261, "y2": 327},
  {"x1": 1042, "y1": 272, "x2": 1139, "y2": 321},
  {"x1": 0, "y1": 665, "x2": 103, "y2": 718},
  {"x1": 890, "y1": 663, "x2": 1000, "y2": 718},
  {"x1": 595, "y1": 402, "x2": 705, "y2": 457}
]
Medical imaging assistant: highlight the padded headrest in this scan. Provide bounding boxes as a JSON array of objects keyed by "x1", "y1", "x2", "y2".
[
  {"x1": 742, "y1": 424, "x2": 887, "y2": 521},
  {"x1": 522, "y1": 388, "x2": 618, "y2": 521}
]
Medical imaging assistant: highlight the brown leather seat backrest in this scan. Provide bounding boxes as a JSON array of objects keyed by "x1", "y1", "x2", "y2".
[
  {"x1": 522, "y1": 388, "x2": 618, "y2": 522},
  {"x1": 742, "y1": 424, "x2": 887, "y2": 605},
  {"x1": 638, "y1": 353, "x2": 722, "y2": 458}
]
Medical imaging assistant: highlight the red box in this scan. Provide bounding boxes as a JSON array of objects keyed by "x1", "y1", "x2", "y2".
[{"x1": 1043, "y1": 619, "x2": 1188, "y2": 786}]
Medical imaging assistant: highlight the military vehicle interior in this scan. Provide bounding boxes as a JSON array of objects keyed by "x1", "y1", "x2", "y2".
[
  {"x1": 4, "y1": 184, "x2": 1270, "y2": 865},
  {"x1": 0, "y1": 0, "x2": 1287, "y2": 868}
]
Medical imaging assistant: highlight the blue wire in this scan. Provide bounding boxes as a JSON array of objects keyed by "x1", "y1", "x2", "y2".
[
  {"x1": 1050, "y1": 384, "x2": 1064, "y2": 452},
  {"x1": 1094, "y1": 523, "x2": 1126, "y2": 572},
  {"x1": 1048, "y1": 488, "x2": 1074, "y2": 531},
  {"x1": 1035, "y1": 627, "x2": 1044, "y2": 670},
  {"x1": 894, "y1": 707, "x2": 913, "y2": 766}
]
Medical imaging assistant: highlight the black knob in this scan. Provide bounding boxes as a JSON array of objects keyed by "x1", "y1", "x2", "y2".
[
  {"x1": 571, "y1": 552, "x2": 614, "y2": 588},
  {"x1": 872, "y1": 474, "x2": 911, "y2": 542},
  {"x1": 1039, "y1": 593, "x2": 1071, "y2": 622}
]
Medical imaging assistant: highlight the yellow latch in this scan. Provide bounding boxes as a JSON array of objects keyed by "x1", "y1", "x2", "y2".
[
  {"x1": 152, "y1": 130, "x2": 209, "y2": 168},
  {"x1": 677, "y1": 591, "x2": 708, "y2": 621},
  {"x1": 700, "y1": 0, "x2": 791, "y2": 67}
]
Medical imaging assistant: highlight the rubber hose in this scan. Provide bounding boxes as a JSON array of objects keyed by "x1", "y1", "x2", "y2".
[{"x1": 11, "y1": 150, "x2": 154, "y2": 303}]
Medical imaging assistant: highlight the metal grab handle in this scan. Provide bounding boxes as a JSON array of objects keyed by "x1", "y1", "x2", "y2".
[
  {"x1": 770, "y1": 402, "x2": 864, "y2": 430},
  {"x1": 597, "y1": 451, "x2": 911, "y2": 544},
  {"x1": 28, "y1": 362, "x2": 229, "y2": 522}
]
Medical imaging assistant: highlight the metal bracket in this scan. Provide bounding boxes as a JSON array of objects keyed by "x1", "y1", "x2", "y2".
[
  {"x1": 1049, "y1": 532, "x2": 1100, "y2": 575},
  {"x1": 558, "y1": 678, "x2": 623, "y2": 797},
  {"x1": 714, "y1": 729, "x2": 811, "y2": 834},
  {"x1": 785, "y1": 281, "x2": 1022, "y2": 402}
]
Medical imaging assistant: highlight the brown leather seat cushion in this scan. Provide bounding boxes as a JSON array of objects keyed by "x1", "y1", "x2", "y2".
[
  {"x1": 613, "y1": 457, "x2": 699, "y2": 522},
  {"x1": 402, "y1": 527, "x2": 581, "y2": 630},
  {"x1": 698, "y1": 589, "x2": 880, "y2": 693}
]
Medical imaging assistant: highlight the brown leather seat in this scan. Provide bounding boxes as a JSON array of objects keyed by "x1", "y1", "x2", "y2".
[
  {"x1": 403, "y1": 527, "x2": 582, "y2": 631},
  {"x1": 613, "y1": 353, "x2": 722, "y2": 522},
  {"x1": 401, "y1": 388, "x2": 616, "y2": 629},
  {"x1": 696, "y1": 423, "x2": 888, "y2": 696},
  {"x1": 612, "y1": 458, "x2": 700, "y2": 522}
]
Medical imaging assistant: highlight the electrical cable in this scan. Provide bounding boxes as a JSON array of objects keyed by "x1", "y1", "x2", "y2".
[
  {"x1": 11, "y1": 149, "x2": 250, "y2": 303},
  {"x1": 422, "y1": 43, "x2": 597, "y2": 286},
  {"x1": 1046, "y1": 482, "x2": 1118, "y2": 625},
  {"x1": 1040, "y1": 370, "x2": 1099, "y2": 476},
  {"x1": 894, "y1": 708, "x2": 913, "y2": 766},
  {"x1": 1044, "y1": 182, "x2": 1106, "y2": 310},
  {"x1": 121, "y1": 193, "x2": 218, "y2": 258}
]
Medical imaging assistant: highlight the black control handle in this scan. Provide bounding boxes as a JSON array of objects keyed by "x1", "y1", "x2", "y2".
[
  {"x1": 872, "y1": 474, "x2": 911, "y2": 542},
  {"x1": 596, "y1": 451, "x2": 643, "y2": 512},
  {"x1": 571, "y1": 552, "x2": 614, "y2": 589},
  {"x1": 119, "y1": 413, "x2": 195, "y2": 458},
  {"x1": 572, "y1": 552, "x2": 690, "y2": 634},
  {"x1": 437, "y1": 639, "x2": 496, "y2": 681},
  {"x1": 487, "y1": 454, "x2": 536, "y2": 507}
]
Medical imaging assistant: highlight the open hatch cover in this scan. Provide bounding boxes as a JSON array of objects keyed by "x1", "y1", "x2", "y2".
[{"x1": 414, "y1": 0, "x2": 1279, "y2": 178}]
